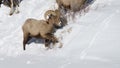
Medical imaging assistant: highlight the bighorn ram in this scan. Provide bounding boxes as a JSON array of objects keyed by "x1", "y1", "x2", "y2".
[
  {"x1": 22, "y1": 12, "x2": 62, "y2": 50},
  {"x1": 0, "y1": 0, "x2": 22, "y2": 15},
  {"x1": 56, "y1": 0, "x2": 95, "y2": 14},
  {"x1": 44, "y1": 9, "x2": 68, "y2": 28}
]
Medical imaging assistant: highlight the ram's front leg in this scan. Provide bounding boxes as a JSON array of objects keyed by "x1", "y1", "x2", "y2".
[
  {"x1": 46, "y1": 33, "x2": 58, "y2": 43},
  {"x1": 44, "y1": 39, "x2": 53, "y2": 49},
  {"x1": 43, "y1": 33, "x2": 58, "y2": 48},
  {"x1": 45, "y1": 39, "x2": 50, "y2": 47},
  {"x1": 9, "y1": 0, "x2": 15, "y2": 15}
]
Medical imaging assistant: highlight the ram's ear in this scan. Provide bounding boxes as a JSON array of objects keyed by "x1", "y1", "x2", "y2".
[{"x1": 46, "y1": 14, "x2": 50, "y2": 20}]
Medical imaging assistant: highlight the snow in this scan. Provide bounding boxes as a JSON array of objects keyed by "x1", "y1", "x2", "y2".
[{"x1": 0, "y1": 0, "x2": 120, "y2": 68}]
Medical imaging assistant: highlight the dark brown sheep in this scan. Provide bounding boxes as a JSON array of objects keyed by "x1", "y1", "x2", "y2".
[{"x1": 0, "y1": 0, "x2": 22, "y2": 15}]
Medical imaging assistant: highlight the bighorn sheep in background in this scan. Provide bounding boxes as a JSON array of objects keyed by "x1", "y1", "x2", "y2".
[
  {"x1": 0, "y1": 0, "x2": 22, "y2": 15},
  {"x1": 0, "y1": 0, "x2": 2, "y2": 7},
  {"x1": 22, "y1": 12, "x2": 62, "y2": 50},
  {"x1": 56, "y1": 0, "x2": 95, "y2": 15},
  {"x1": 44, "y1": 9, "x2": 68, "y2": 28}
]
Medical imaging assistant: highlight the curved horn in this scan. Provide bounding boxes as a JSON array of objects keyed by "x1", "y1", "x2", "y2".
[{"x1": 44, "y1": 10, "x2": 56, "y2": 20}]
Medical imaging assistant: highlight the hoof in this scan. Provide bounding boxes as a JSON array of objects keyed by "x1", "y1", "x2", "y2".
[
  {"x1": 9, "y1": 13, "x2": 13, "y2": 16},
  {"x1": 15, "y1": 11, "x2": 20, "y2": 14}
]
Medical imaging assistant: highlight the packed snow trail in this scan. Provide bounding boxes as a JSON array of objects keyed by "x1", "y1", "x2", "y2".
[{"x1": 0, "y1": 0, "x2": 120, "y2": 68}]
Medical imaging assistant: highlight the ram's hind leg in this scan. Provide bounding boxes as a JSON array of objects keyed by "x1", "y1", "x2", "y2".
[{"x1": 23, "y1": 33, "x2": 29, "y2": 50}]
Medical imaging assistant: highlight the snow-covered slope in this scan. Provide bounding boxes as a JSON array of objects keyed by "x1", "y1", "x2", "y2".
[{"x1": 0, "y1": 0, "x2": 120, "y2": 68}]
